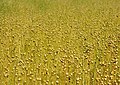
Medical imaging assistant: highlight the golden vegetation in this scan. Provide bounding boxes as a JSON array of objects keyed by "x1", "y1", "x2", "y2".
[{"x1": 0, "y1": 0, "x2": 120, "y2": 85}]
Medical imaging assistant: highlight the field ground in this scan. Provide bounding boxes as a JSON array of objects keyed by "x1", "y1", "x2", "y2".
[{"x1": 0, "y1": 0, "x2": 120, "y2": 85}]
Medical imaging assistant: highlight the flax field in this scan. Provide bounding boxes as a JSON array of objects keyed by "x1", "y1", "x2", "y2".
[{"x1": 0, "y1": 0, "x2": 120, "y2": 85}]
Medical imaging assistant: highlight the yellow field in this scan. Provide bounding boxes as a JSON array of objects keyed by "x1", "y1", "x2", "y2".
[{"x1": 0, "y1": 0, "x2": 120, "y2": 85}]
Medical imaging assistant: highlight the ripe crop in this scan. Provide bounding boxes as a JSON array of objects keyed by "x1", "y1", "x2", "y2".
[{"x1": 0, "y1": 0, "x2": 120, "y2": 85}]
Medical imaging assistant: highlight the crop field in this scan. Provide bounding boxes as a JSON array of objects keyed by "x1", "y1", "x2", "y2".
[{"x1": 0, "y1": 0, "x2": 120, "y2": 85}]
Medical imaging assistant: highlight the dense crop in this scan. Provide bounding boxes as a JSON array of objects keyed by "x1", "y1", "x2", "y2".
[{"x1": 0, "y1": 0, "x2": 120, "y2": 85}]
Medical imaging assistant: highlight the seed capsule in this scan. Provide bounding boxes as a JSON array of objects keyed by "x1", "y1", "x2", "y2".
[
  {"x1": 46, "y1": 81, "x2": 48, "y2": 85},
  {"x1": 76, "y1": 78, "x2": 79, "y2": 81},
  {"x1": 56, "y1": 80, "x2": 59, "y2": 84},
  {"x1": 29, "y1": 77, "x2": 32, "y2": 80},
  {"x1": 24, "y1": 81, "x2": 26, "y2": 83},
  {"x1": 51, "y1": 82, "x2": 54, "y2": 85},
  {"x1": 56, "y1": 75, "x2": 59, "y2": 79},
  {"x1": 4, "y1": 73, "x2": 9, "y2": 77},
  {"x1": 108, "y1": 82, "x2": 111, "y2": 85},
  {"x1": 110, "y1": 75, "x2": 113, "y2": 79},
  {"x1": 76, "y1": 81, "x2": 79, "y2": 84},
  {"x1": 18, "y1": 78, "x2": 21, "y2": 81},
  {"x1": 111, "y1": 71, "x2": 114, "y2": 75},
  {"x1": 36, "y1": 78, "x2": 41, "y2": 81},
  {"x1": 15, "y1": 73, "x2": 18, "y2": 76},
  {"x1": 118, "y1": 80, "x2": 120, "y2": 83},
  {"x1": 118, "y1": 75, "x2": 120, "y2": 77}
]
